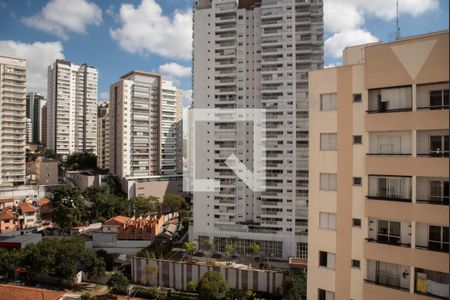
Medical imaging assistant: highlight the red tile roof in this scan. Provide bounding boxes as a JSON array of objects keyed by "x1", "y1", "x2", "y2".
[
  {"x1": 104, "y1": 216, "x2": 130, "y2": 225},
  {"x1": 19, "y1": 203, "x2": 37, "y2": 213},
  {"x1": 0, "y1": 210, "x2": 14, "y2": 220},
  {"x1": 0, "y1": 284, "x2": 65, "y2": 300},
  {"x1": 37, "y1": 198, "x2": 50, "y2": 207}
]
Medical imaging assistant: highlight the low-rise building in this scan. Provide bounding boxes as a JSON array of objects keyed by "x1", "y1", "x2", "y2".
[
  {"x1": 35, "y1": 157, "x2": 58, "y2": 185},
  {"x1": 103, "y1": 215, "x2": 164, "y2": 240},
  {"x1": 123, "y1": 175, "x2": 184, "y2": 199},
  {"x1": 66, "y1": 171, "x2": 108, "y2": 191},
  {"x1": 0, "y1": 210, "x2": 18, "y2": 233},
  {"x1": 18, "y1": 202, "x2": 38, "y2": 229},
  {"x1": 0, "y1": 232, "x2": 41, "y2": 249}
]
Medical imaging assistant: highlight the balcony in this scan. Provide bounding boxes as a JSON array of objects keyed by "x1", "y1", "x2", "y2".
[
  {"x1": 367, "y1": 86, "x2": 412, "y2": 113},
  {"x1": 416, "y1": 83, "x2": 449, "y2": 111},
  {"x1": 414, "y1": 268, "x2": 449, "y2": 299},
  {"x1": 368, "y1": 131, "x2": 412, "y2": 156},
  {"x1": 416, "y1": 130, "x2": 448, "y2": 158},
  {"x1": 416, "y1": 177, "x2": 449, "y2": 206},
  {"x1": 367, "y1": 175, "x2": 412, "y2": 203},
  {"x1": 365, "y1": 260, "x2": 410, "y2": 292}
]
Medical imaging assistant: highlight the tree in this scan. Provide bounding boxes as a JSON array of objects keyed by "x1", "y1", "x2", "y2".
[
  {"x1": 85, "y1": 188, "x2": 127, "y2": 222},
  {"x1": 51, "y1": 186, "x2": 87, "y2": 231},
  {"x1": 64, "y1": 152, "x2": 97, "y2": 170},
  {"x1": 21, "y1": 238, "x2": 105, "y2": 283},
  {"x1": 107, "y1": 273, "x2": 129, "y2": 295},
  {"x1": 161, "y1": 194, "x2": 188, "y2": 214},
  {"x1": 96, "y1": 250, "x2": 114, "y2": 272},
  {"x1": 186, "y1": 281, "x2": 197, "y2": 292},
  {"x1": 42, "y1": 148, "x2": 58, "y2": 159},
  {"x1": 183, "y1": 241, "x2": 196, "y2": 260},
  {"x1": 197, "y1": 270, "x2": 229, "y2": 300},
  {"x1": 128, "y1": 196, "x2": 161, "y2": 216},
  {"x1": 283, "y1": 269, "x2": 307, "y2": 300},
  {"x1": 0, "y1": 248, "x2": 24, "y2": 278},
  {"x1": 224, "y1": 244, "x2": 234, "y2": 260},
  {"x1": 248, "y1": 243, "x2": 260, "y2": 266}
]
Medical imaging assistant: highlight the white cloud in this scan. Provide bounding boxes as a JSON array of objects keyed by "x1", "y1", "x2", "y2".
[
  {"x1": 323, "y1": 0, "x2": 439, "y2": 59},
  {"x1": 0, "y1": 40, "x2": 64, "y2": 96},
  {"x1": 325, "y1": 29, "x2": 378, "y2": 59},
  {"x1": 22, "y1": 0, "x2": 102, "y2": 39},
  {"x1": 99, "y1": 91, "x2": 109, "y2": 101},
  {"x1": 182, "y1": 89, "x2": 192, "y2": 108},
  {"x1": 110, "y1": 0, "x2": 192, "y2": 60},
  {"x1": 159, "y1": 62, "x2": 191, "y2": 78}
]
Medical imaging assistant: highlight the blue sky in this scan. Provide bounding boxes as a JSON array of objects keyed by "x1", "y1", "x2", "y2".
[{"x1": 0, "y1": 0, "x2": 448, "y2": 106}]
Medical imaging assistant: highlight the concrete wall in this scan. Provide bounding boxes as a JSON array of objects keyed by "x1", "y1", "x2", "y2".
[
  {"x1": 124, "y1": 177, "x2": 184, "y2": 200},
  {"x1": 131, "y1": 257, "x2": 286, "y2": 294}
]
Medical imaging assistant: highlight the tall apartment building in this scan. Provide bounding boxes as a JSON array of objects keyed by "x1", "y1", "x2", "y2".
[
  {"x1": 191, "y1": 0, "x2": 323, "y2": 259},
  {"x1": 109, "y1": 71, "x2": 182, "y2": 179},
  {"x1": 0, "y1": 56, "x2": 27, "y2": 185},
  {"x1": 26, "y1": 92, "x2": 47, "y2": 145},
  {"x1": 97, "y1": 102, "x2": 110, "y2": 170},
  {"x1": 47, "y1": 59, "x2": 98, "y2": 157},
  {"x1": 308, "y1": 31, "x2": 449, "y2": 300},
  {"x1": 41, "y1": 103, "x2": 47, "y2": 147}
]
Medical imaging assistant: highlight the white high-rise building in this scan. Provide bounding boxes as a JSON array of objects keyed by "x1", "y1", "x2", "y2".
[
  {"x1": 47, "y1": 59, "x2": 98, "y2": 157},
  {"x1": 109, "y1": 71, "x2": 183, "y2": 179},
  {"x1": 0, "y1": 56, "x2": 27, "y2": 185},
  {"x1": 97, "y1": 102, "x2": 110, "y2": 170},
  {"x1": 191, "y1": 0, "x2": 323, "y2": 259},
  {"x1": 26, "y1": 92, "x2": 47, "y2": 145}
]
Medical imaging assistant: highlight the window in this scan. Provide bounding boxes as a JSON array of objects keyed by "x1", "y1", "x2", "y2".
[
  {"x1": 320, "y1": 173, "x2": 337, "y2": 191},
  {"x1": 320, "y1": 93, "x2": 337, "y2": 111},
  {"x1": 296, "y1": 242, "x2": 308, "y2": 259},
  {"x1": 320, "y1": 133, "x2": 337, "y2": 150},
  {"x1": 369, "y1": 175, "x2": 412, "y2": 200},
  {"x1": 318, "y1": 289, "x2": 335, "y2": 300},
  {"x1": 353, "y1": 93, "x2": 362, "y2": 102},
  {"x1": 377, "y1": 220, "x2": 401, "y2": 245},
  {"x1": 377, "y1": 135, "x2": 402, "y2": 154},
  {"x1": 353, "y1": 135, "x2": 362, "y2": 144},
  {"x1": 319, "y1": 251, "x2": 335, "y2": 269},
  {"x1": 429, "y1": 89, "x2": 449, "y2": 109},
  {"x1": 368, "y1": 86, "x2": 412, "y2": 112},
  {"x1": 352, "y1": 259, "x2": 360, "y2": 268},
  {"x1": 319, "y1": 212, "x2": 336, "y2": 230},
  {"x1": 428, "y1": 225, "x2": 449, "y2": 252},
  {"x1": 429, "y1": 180, "x2": 449, "y2": 204},
  {"x1": 352, "y1": 218, "x2": 361, "y2": 227},
  {"x1": 353, "y1": 177, "x2": 362, "y2": 185},
  {"x1": 428, "y1": 135, "x2": 449, "y2": 157}
]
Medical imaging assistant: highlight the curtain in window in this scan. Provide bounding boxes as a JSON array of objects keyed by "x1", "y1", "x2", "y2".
[
  {"x1": 378, "y1": 262, "x2": 401, "y2": 287},
  {"x1": 381, "y1": 87, "x2": 411, "y2": 109},
  {"x1": 377, "y1": 136, "x2": 401, "y2": 153}
]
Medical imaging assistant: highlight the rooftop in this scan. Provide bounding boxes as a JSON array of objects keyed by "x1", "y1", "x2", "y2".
[
  {"x1": 0, "y1": 284, "x2": 64, "y2": 300},
  {"x1": 19, "y1": 202, "x2": 37, "y2": 213}
]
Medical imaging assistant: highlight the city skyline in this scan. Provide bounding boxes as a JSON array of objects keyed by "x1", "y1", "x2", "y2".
[{"x1": 0, "y1": 0, "x2": 447, "y2": 107}]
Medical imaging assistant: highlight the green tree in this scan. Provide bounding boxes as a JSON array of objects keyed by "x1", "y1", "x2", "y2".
[
  {"x1": 186, "y1": 281, "x2": 197, "y2": 292},
  {"x1": 161, "y1": 194, "x2": 188, "y2": 214},
  {"x1": 283, "y1": 269, "x2": 307, "y2": 300},
  {"x1": 183, "y1": 241, "x2": 196, "y2": 260},
  {"x1": 42, "y1": 148, "x2": 58, "y2": 159},
  {"x1": 0, "y1": 248, "x2": 24, "y2": 278},
  {"x1": 51, "y1": 186, "x2": 87, "y2": 231},
  {"x1": 64, "y1": 152, "x2": 97, "y2": 170},
  {"x1": 224, "y1": 244, "x2": 234, "y2": 260},
  {"x1": 107, "y1": 272, "x2": 129, "y2": 295},
  {"x1": 247, "y1": 243, "x2": 260, "y2": 266},
  {"x1": 128, "y1": 196, "x2": 161, "y2": 216},
  {"x1": 197, "y1": 270, "x2": 229, "y2": 300},
  {"x1": 21, "y1": 238, "x2": 105, "y2": 283},
  {"x1": 145, "y1": 264, "x2": 159, "y2": 286},
  {"x1": 96, "y1": 250, "x2": 114, "y2": 272}
]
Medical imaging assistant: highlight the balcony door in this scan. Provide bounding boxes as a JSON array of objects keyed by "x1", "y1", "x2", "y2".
[
  {"x1": 376, "y1": 261, "x2": 402, "y2": 288},
  {"x1": 377, "y1": 136, "x2": 401, "y2": 154},
  {"x1": 429, "y1": 135, "x2": 449, "y2": 157},
  {"x1": 377, "y1": 220, "x2": 401, "y2": 245},
  {"x1": 429, "y1": 225, "x2": 449, "y2": 252},
  {"x1": 430, "y1": 180, "x2": 449, "y2": 204},
  {"x1": 378, "y1": 177, "x2": 402, "y2": 199}
]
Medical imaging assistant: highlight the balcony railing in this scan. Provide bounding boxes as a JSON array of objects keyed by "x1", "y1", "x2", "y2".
[
  {"x1": 367, "y1": 153, "x2": 412, "y2": 156},
  {"x1": 415, "y1": 243, "x2": 449, "y2": 253},
  {"x1": 416, "y1": 197, "x2": 449, "y2": 205},
  {"x1": 364, "y1": 279, "x2": 409, "y2": 292},
  {"x1": 366, "y1": 238, "x2": 411, "y2": 248},
  {"x1": 367, "y1": 107, "x2": 412, "y2": 114},
  {"x1": 367, "y1": 195, "x2": 412, "y2": 202},
  {"x1": 417, "y1": 151, "x2": 449, "y2": 157},
  {"x1": 417, "y1": 104, "x2": 449, "y2": 110}
]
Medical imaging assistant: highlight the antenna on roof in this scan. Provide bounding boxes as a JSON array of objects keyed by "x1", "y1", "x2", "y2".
[{"x1": 395, "y1": 0, "x2": 401, "y2": 40}]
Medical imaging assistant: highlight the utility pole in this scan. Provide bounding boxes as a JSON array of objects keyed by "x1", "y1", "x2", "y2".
[{"x1": 396, "y1": 0, "x2": 401, "y2": 40}]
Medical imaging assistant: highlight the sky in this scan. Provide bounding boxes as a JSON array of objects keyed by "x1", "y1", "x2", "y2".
[{"x1": 0, "y1": 0, "x2": 448, "y2": 108}]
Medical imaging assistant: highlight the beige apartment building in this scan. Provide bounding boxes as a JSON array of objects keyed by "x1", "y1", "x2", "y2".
[
  {"x1": 308, "y1": 31, "x2": 449, "y2": 300},
  {"x1": 109, "y1": 71, "x2": 183, "y2": 179},
  {"x1": 97, "y1": 102, "x2": 109, "y2": 170},
  {"x1": 0, "y1": 56, "x2": 27, "y2": 185}
]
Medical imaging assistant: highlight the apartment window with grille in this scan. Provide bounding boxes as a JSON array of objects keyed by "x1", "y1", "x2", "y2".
[
  {"x1": 319, "y1": 212, "x2": 336, "y2": 230},
  {"x1": 319, "y1": 251, "x2": 335, "y2": 269},
  {"x1": 352, "y1": 218, "x2": 361, "y2": 227},
  {"x1": 352, "y1": 259, "x2": 361, "y2": 268},
  {"x1": 320, "y1": 173, "x2": 337, "y2": 191},
  {"x1": 318, "y1": 289, "x2": 335, "y2": 300},
  {"x1": 320, "y1": 133, "x2": 337, "y2": 150},
  {"x1": 353, "y1": 93, "x2": 362, "y2": 102},
  {"x1": 320, "y1": 93, "x2": 337, "y2": 111},
  {"x1": 296, "y1": 242, "x2": 308, "y2": 259},
  {"x1": 353, "y1": 135, "x2": 362, "y2": 144}
]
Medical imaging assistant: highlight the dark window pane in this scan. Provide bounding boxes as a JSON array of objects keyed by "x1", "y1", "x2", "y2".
[
  {"x1": 444, "y1": 90, "x2": 449, "y2": 105},
  {"x1": 390, "y1": 221, "x2": 401, "y2": 236},
  {"x1": 429, "y1": 225, "x2": 441, "y2": 241},
  {"x1": 318, "y1": 289, "x2": 326, "y2": 300},
  {"x1": 430, "y1": 136, "x2": 442, "y2": 153},
  {"x1": 430, "y1": 90, "x2": 442, "y2": 107},
  {"x1": 443, "y1": 227, "x2": 449, "y2": 243},
  {"x1": 319, "y1": 251, "x2": 327, "y2": 267}
]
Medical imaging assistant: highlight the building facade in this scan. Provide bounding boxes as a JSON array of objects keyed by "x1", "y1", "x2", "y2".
[
  {"x1": 307, "y1": 31, "x2": 449, "y2": 300},
  {"x1": 0, "y1": 56, "x2": 27, "y2": 185},
  {"x1": 97, "y1": 102, "x2": 110, "y2": 169},
  {"x1": 47, "y1": 59, "x2": 98, "y2": 157},
  {"x1": 26, "y1": 92, "x2": 47, "y2": 145},
  {"x1": 109, "y1": 71, "x2": 183, "y2": 179},
  {"x1": 191, "y1": 0, "x2": 323, "y2": 259}
]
